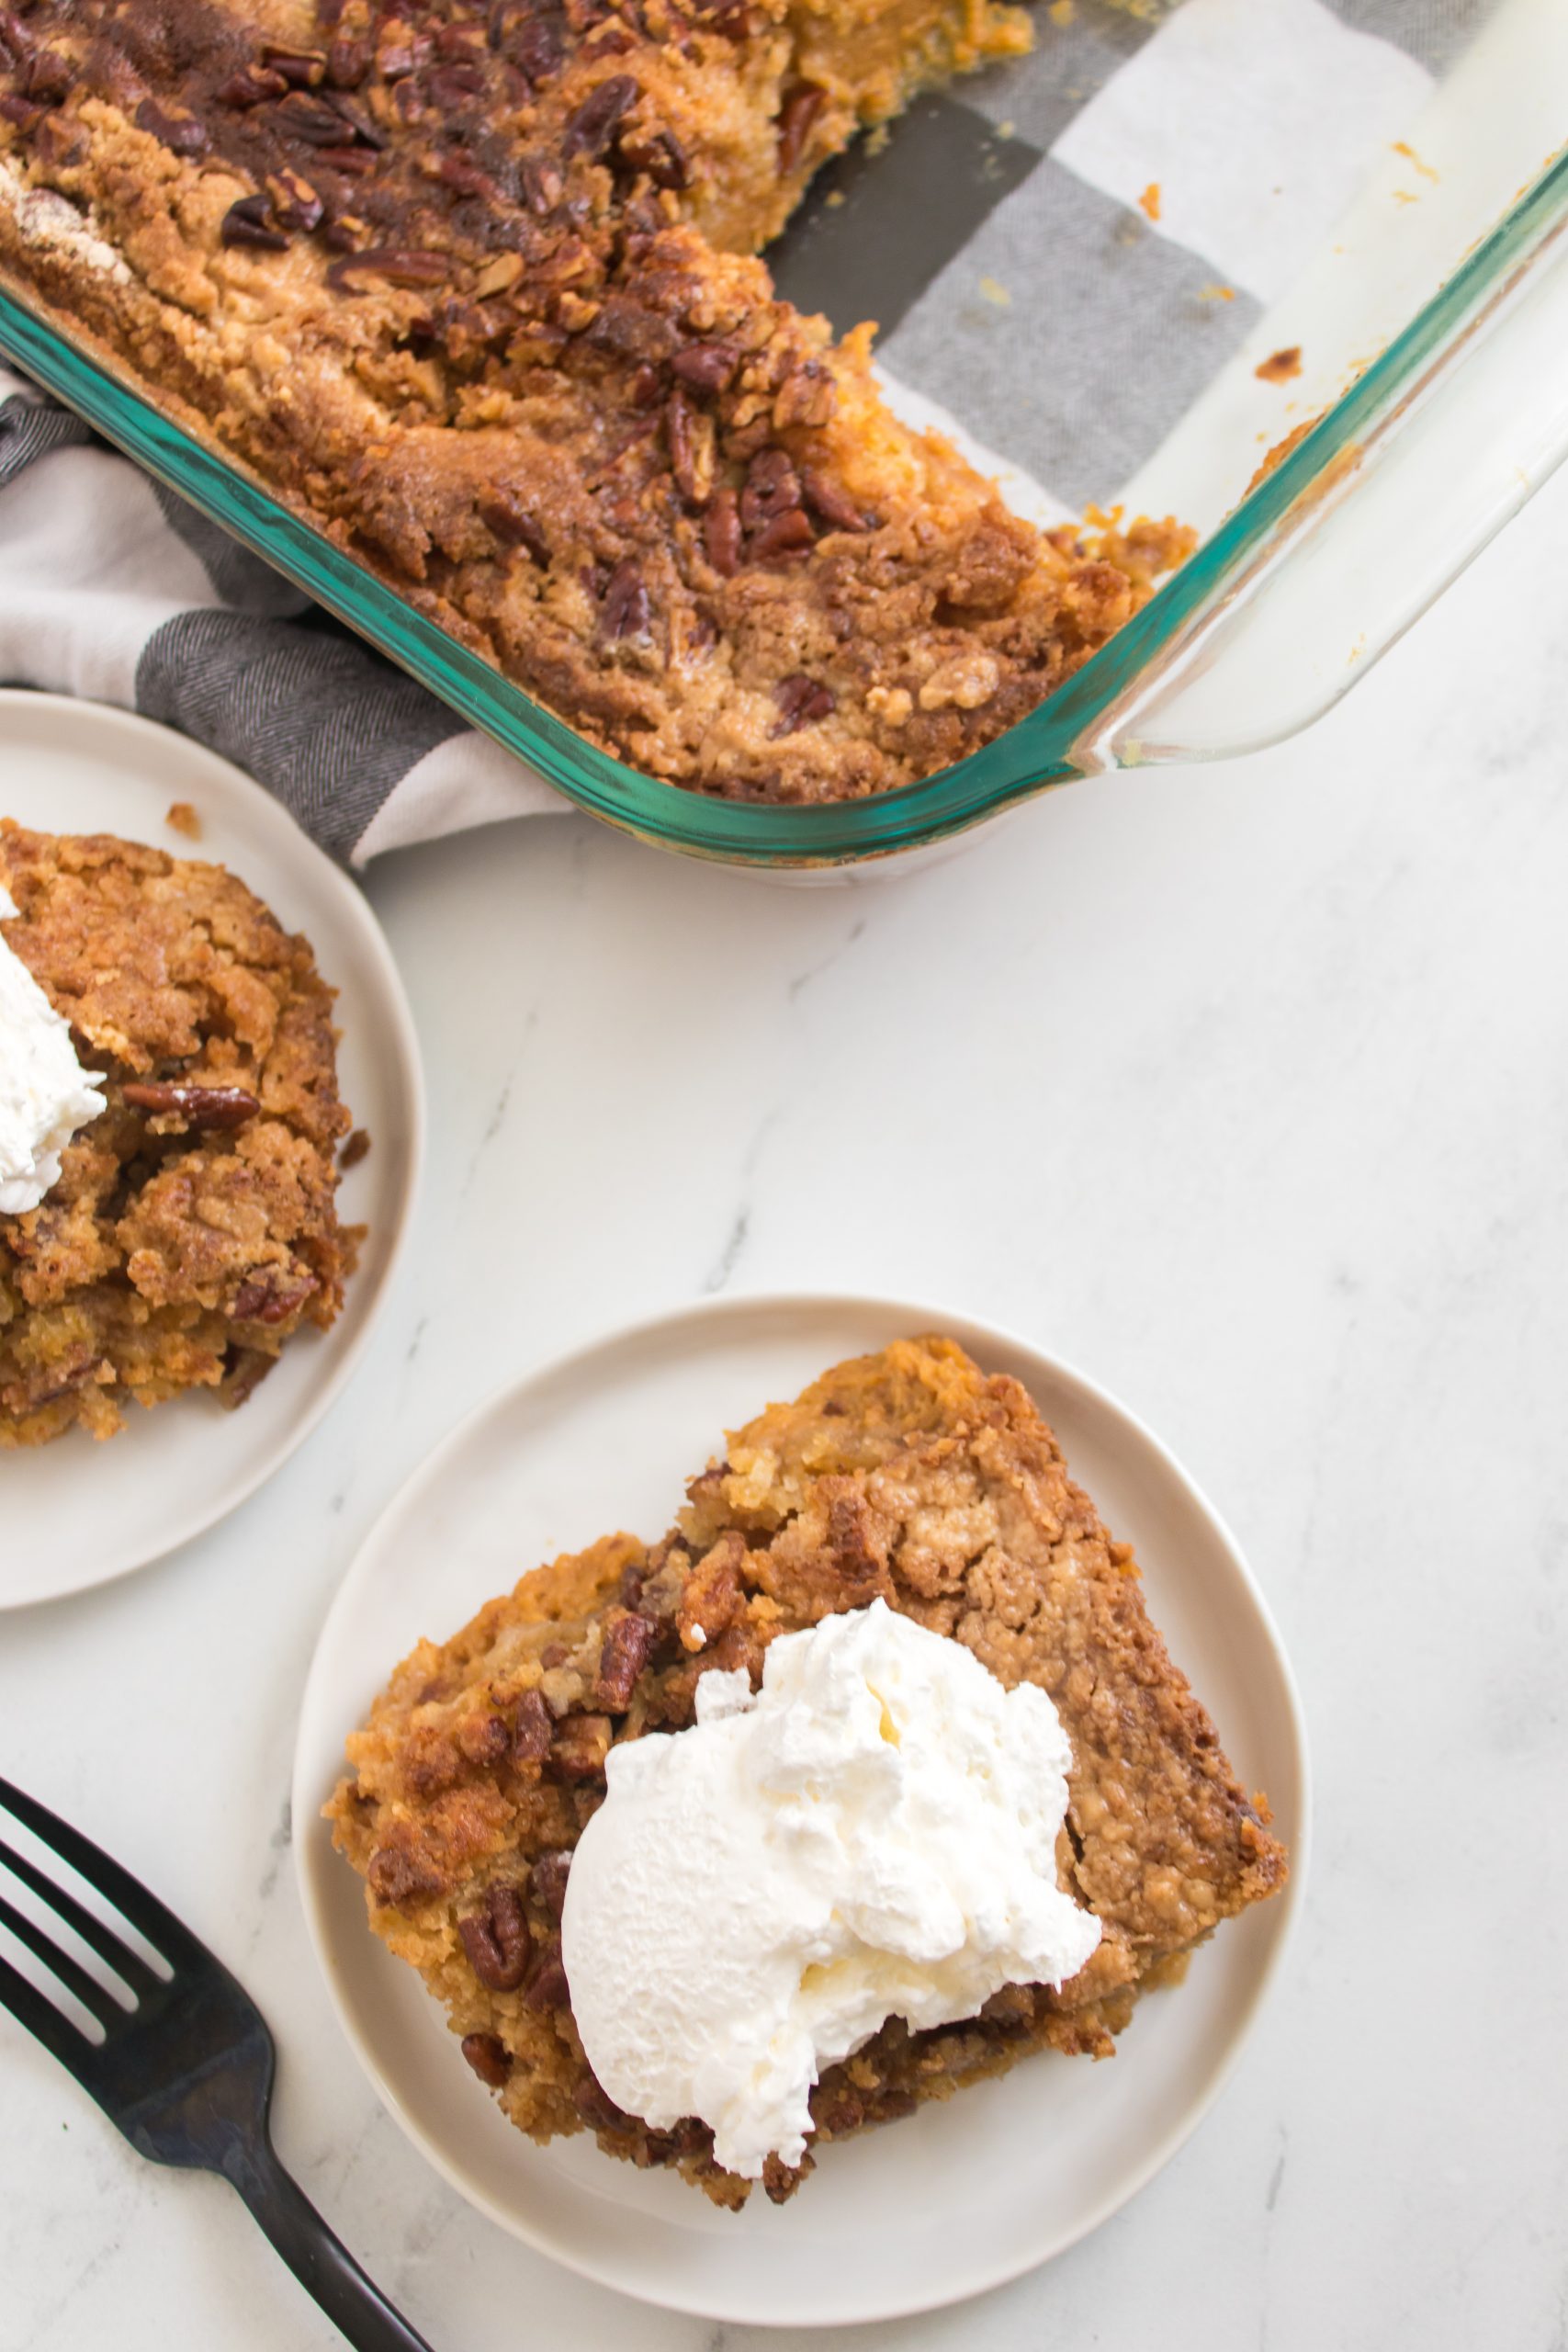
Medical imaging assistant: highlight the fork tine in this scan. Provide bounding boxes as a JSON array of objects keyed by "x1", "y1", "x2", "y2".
[
  {"x1": 0, "y1": 1883, "x2": 130, "y2": 2029},
  {"x1": 0, "y1": 1833, "x2": 164, "y2": 1995},
  {"x1": 0, "y1": 1948, "x2": 100, "y2": 2085},
  {"x1": 0, "y1": 1778, "x2": 207, "y2": 1976}
]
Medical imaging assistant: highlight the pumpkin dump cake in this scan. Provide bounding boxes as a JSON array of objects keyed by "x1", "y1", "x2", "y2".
[
  {"x1": 0, "y1": 0, "x2": 1192, "y2": 803},
  {"x1": 0, "y1": 820, "x2": 355, "y2": 1445},
  {"x1": 328, "y1": 1337, "x2": 1287, "y2": 2206}
]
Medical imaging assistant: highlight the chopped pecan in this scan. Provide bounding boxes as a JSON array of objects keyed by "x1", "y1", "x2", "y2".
[
  {"x1": 217, "y1": 62, "x2": 289, "y2": 107},
  {"x1": 812, "y1": 2085, "x2": 865, "y2": 2135},
  {"x1": 460, "y1": 2031, "x2": 512, "y2": 2087},
  {"x1": 665, "y1": 388, "x2": 715, "y2": 506},
  {"x1": 324, "y1": 89, "x2": 387, "y2": 146},
  {"x1": 562, "y1": 73, "x2": 637, "y2": 164},
  {"x1": 219, "y1": 1346, "x2": 274, "y2": 1409},
  {"x1": 121, "y1": 1080, "x2": 260, "y2": 1125},
  {"x1": 671, "y1": 340, "x2": 740, "y2": 396},
  {"x1": 594, "y1": 1609, "x2": 657, "y2": 1709},
  {"x1": 692, "y1": 0, "x2": 750, "y2": 34},
  {"x1": 600, "y1": 560, "x2": 650, "y2": 642},
  {"x1": 367, "y1": 1843, "x2": 443, "y2": 1908},
  {"x1": 479, "y1": 493, "x2": 549, "y2": 566},
  {"x1": 528, "y1": 1849, "x2": 571, "y2": 1923},
  {"x1": 456, "y1": 1711, "x2": 510, "y2": 1767},
  {"x1": 773, "y1": 362, "x2": 835, "y2": 432},
  {"x1": 512, "y1": 1688, "x2": 553, "y2": 1764},
  {"x1": 322, "y1": 213, "x2": 370, "y2": 252},
  {"x1": 776, "y1": 81, "x2": 826, "y2": 175},
  {"x1": 750, "y1": 507, "x2": 815, "y2": 562},
  {"x1": 231, "y1": 1266, "x2": 319, "y2": 1326},
  {"x1": 513, "y1": 17, "x2": 565, "y2": 84},
  {"x1": 458, "y1": 1883, "x2": 531, "y2": 1991},
  {"x1": 0, "y1": 94, "x2": 44, "y2": 133},
  {"x1": 522, "y1": 1936, "x2": 570, "y2": 2011},
  {"x1": 549, "y1": 1712, "x2": 612, "y2": 1781},
  {"x1": 266, "y1": 169, "x2": 323, "y2": 231},
  {"x1": 134, "y1": 99, "x2": 209, "y2": 155},
  {"x1": 762, "y1": 2150, "x2": 813, "y2": 2203},
  {"x1": 274, "y1": 90, "x2": 352, "y2": 145},
  {"x1": 771, "y1": 673, "x2": 835, "y2": 736},
  {"x1": 316, "y1": 144, "x2": 377, "y2": 175},
  {"x1": 703, "y1": 489, "x2": 742, "y2": 577},
  {"x1": 326, "y1": 36, "x2": 369, "y2": 87},
  {"x1": 619, "y1": 127, "x2": 688, "y2": 189},
  {"x1": 573, "y1": 2067, "x2": 634, "y2": 2133},
  {"x1": 425, "y1": 61, "x2": 485, "y2": 111},
  {"x1": 24, "y1": 49, "x2": 73, "y2": 105},
  {"x1": 801, "y1": 466, "x2": 868, "y2": 534},
  {"x1": 261, "y1": 44, "x2": 326, "y2": 87},
  {"x1": 435, "y1": 151, "x2": 496, "y2": 199},
  {"x1": 739, "y1": 447, "x2": 800, "y2": 530},
  {"x1": 220, "y1": 199, "x2": 291, "y2": 254},
  {"x1": 326, "y1": 246, "x2": 450, "y2": 290},
  {"x1": 676, "y1": 1530, "x2": 744, "y2": 1652}
]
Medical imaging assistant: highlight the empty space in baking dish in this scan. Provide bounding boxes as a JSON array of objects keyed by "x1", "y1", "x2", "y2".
[{"x1": 771, "y1": 0, "x2": 1563, "y2": 542}]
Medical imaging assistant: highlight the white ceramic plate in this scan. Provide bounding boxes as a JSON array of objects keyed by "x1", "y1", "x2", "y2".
[
  {"x1": 294, "y1": 1292, "x2": 1309, "y2": 2327},
  {"x1": 0, "y1": 692, "x2": 423, "y2": 1605}
]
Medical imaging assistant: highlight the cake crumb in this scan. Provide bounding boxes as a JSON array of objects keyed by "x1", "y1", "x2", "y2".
[
  {"x1": 164, "y1": 801, "x2": 202, "y2": 841},
  {"x1": 1255, "y1": 346, "x2": 1303, "y2": 385},
  {"x1": 1392, "y1": 139, "x2": 1438, "y2": 183},
  {"x1": 340, "y1": 1127, "x2": 372, "y2": 1170},
  {"x1": 1198, "y1": 283, "x2": 1236, "y2": 303},
  {"x1": 1137, "y1": 181, "x2": 1162, "y2": 222},
  {"x1": 978, "y1": 275, "x2": 1011, "y2": 308}
]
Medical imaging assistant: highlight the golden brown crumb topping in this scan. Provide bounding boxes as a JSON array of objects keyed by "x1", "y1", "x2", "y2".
[
  {"x1": 0, "y1": 819, "x2": 355, "y2": 1444},
  {"x1": 329, "y1": 1337, "x2": 1285, "y2": 2207}
]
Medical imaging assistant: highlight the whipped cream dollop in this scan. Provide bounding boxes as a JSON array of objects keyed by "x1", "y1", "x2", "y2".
[
  {"x1": 561, "y1": 1598, "x2": 1100, "y2": 2178},
  {"x1": 0, "y1": 886, "x2": 105, "y2": 1215}
]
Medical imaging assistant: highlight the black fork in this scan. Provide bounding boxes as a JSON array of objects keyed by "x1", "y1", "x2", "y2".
[{"x1": 0, "y1": 1775, "x2": 434, "y2": 2351}]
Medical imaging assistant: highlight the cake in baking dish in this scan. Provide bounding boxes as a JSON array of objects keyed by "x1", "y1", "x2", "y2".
[{"x1": 0, "y1": 0, "x2": 1191, "y2": 802}]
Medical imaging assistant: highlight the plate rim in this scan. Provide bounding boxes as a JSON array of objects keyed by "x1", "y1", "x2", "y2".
[
  {"x1": 292, "y1": 1286, "x2": 1312, "y2": 2327},
  {"x1": 0, "y1": 687, "x2": 426, "y2": 1605}
]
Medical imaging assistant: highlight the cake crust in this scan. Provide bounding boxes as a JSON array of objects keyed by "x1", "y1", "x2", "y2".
[
  {"x1": 0, "y1": 820, "x2": 355, "y2": 1443},
  {"x1": 0, "y1": 0, "x2": 1191, "y2": 803},
  {"x1": 328, "y1": 1337, "x2": 1286, "y2": 2206}
]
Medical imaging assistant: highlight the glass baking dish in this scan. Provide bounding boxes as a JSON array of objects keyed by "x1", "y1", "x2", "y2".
[{"x1": 1, "y1": 0, "x2": 1564, "y2": 870}]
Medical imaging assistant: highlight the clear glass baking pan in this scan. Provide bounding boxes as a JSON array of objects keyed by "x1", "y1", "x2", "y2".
[{"x1": 1, "y1": 0, "x2": 1564, "y2": 869}]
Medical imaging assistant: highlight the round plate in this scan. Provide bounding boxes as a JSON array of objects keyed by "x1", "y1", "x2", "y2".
[
  {"x1": 294, "y1": 1292, "x2": 1309, "y2": 2327},
  {"x1": 0, "y1": 691, "x2": 423, "y2": 1605}
]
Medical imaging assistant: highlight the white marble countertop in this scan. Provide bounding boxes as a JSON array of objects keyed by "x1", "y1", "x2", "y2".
[{"x1": 5, "y1": 458, "x2": 1568, "y2": 2352}]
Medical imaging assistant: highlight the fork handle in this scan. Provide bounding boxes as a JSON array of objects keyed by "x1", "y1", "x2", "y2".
[{"x1": 225, "y1": 2135, "x2": 437, "y2": 2351}]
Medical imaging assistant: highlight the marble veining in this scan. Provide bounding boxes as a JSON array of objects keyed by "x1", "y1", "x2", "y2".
[{"x1": 3, "y1": 462, "x2": 1568, "y2": 2349}]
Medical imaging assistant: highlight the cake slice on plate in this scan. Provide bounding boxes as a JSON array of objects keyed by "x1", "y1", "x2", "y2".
[{"x1": 328, "y1": 1336, "x2": 1287, "y2": 2207}]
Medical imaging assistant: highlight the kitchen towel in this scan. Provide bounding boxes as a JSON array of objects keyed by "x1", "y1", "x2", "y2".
[{"x1": 0, "y1": 0, "x2": 1492, "y2": 863}]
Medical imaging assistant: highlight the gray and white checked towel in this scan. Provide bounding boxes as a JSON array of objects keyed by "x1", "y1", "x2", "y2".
[{"x1": 0, "y1": 0, "x2": 1489, "y2": 864}]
